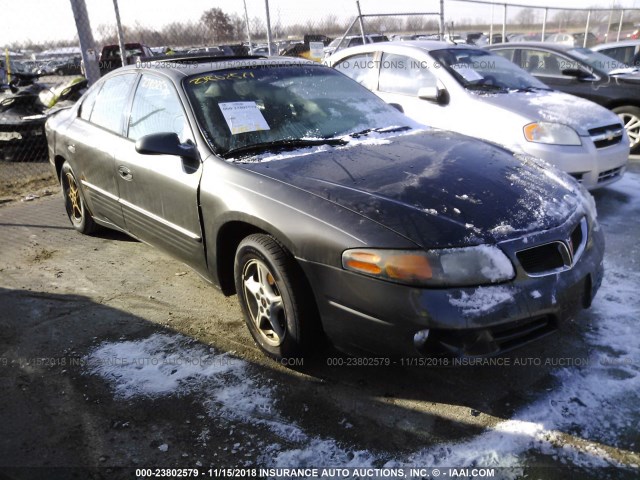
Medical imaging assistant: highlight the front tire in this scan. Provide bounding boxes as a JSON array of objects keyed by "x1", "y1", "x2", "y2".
[
  {"x1": 60, "y1": 161, "x2": 97, "y2": 234},
  {"x1": 613, "y1": 105, "x2": 640, "y2": 154},
  {"x1": 234, "y1": 234, "x2": 319, "y2": 360}
]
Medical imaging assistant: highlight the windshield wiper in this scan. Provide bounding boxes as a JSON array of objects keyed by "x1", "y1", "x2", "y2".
[
  {"x1": 347, "y1": 125, "x2": 413, "y2": 138},
  {"x1": 222, "y1": 138, "x2": 346, "y2": 159},
  {"x1": 464, "y1": 83, "x2": 508, "y2": 92},
  {"x1": 512, "y1": 86, "x2": 553, "y2": 92}
]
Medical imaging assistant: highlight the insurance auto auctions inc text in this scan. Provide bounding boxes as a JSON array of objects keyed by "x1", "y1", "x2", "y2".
[{"x1": 255, "y1": 467, "x2": 497, "y2": 478}]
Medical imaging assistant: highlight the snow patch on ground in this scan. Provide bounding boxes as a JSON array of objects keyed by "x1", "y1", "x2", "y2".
[{"x1": 84, "y1": 172, "x2": 640, "y2": 474}]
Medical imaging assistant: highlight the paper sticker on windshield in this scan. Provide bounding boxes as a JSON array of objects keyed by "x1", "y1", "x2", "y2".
[
  {"x1": 219, "y1": 102, "x2": 270, "y2": 135},
  {"x1": 450, "y1": 63, "x2": 484, "y2": 82}
]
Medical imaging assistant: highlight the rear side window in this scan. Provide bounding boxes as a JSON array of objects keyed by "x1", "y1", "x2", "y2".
[
  {"x1": 79, "y1": 83, "x2": 102, "y2": 121},
  {"x1": 492, "y1": 49, "x2": 515, "y2": 62},
  {"x1": 128, "y1": 74, "x2": 189, "y2": 142},
  {"x1": 334, "y1": 53, "x2": 378, "y2": 90},
  {"x1": 379, "y1": 53, "x2": 437, "y2": 95},
  {"x1": 601, "y1": 46, "x2": 634, "y2": 65},
  {"x1": 89, "y1": 73, "x2": 137, "y2": 134}
]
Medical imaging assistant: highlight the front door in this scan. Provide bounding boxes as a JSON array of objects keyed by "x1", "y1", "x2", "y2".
[{"x1": 115, "y1": 73, "x2": 206, "y2": 272}]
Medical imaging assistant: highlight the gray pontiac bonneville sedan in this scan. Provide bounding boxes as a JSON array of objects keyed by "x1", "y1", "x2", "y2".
[{"x1": 46, "y1": 56, "x2": 604, "y2": 360}]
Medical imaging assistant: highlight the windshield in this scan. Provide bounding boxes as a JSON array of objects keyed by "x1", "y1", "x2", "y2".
[
  {"x1": 430, "y1": 48, "x2": 550, "y2": 91},
  {"x1": 566, "y1": 48, "x2": 629, "y2": 73},
  {"x1": 184, "y1": 63, "x2": 409, "y2": 157}
]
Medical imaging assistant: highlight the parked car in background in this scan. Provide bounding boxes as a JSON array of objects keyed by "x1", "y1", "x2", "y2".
[
  {"x1": 545, "y1": 32, "x2": 597, "y2": 48},
  {"x1": 592, "y1": 39, "x2": 640, "y2": 67},
  {"x1": 327, "y1": 41, "x2": 629, "y2": 189},
  {"x1": 323, "y1": 34, "x2": 388, "y2": 58},
  {"x1": 187, "y1": 46, "x2": 235, "y2": 56},
  {"x1": 53, "y1": 56, "x2": 83, "y2": 76},
  {"x1": 35, "y1": 59, "x2": 61, "y2": 76},
  {"x1": 0, "y1": 59, "x2": 40, "y2": 86},
  {"x1": 1, "y1": 77, "x2": 86, "y2": 161},
  {"x1": 45, "y1": 55, "x2": 603, "y2": 360},
  {"x1": 99, "y1": 43, "x2": 154, "y2": 75},
  {"x1": 487, "y1": 42, "x2": 640, "y2": 153}
]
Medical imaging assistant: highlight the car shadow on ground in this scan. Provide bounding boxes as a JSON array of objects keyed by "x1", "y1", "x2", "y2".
[{"x1": 0, "y1": 285, "x2": 627, "y2": 477}]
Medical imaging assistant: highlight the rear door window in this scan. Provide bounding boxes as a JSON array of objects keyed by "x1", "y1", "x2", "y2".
[
  {"x1": 89, "y1": 73, "x2": 137, "y2": 134},
  {"x1": 334, "y1": 52, "x2": 378, "y2": 90},
  {"x1": 379, "y1": 53, "x2": 437, "y2": 96}
]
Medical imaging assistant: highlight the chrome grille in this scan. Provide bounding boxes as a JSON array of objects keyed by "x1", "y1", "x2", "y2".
[
  {"x1": 517, "y1": 217, "x2": 588, "y2": 277},
  {"x1": 598, "y1": 166, "x2": 623, "y2": 184},
  {"x1": 588, "y1": 124, "x2": 624, "y2": 149}
]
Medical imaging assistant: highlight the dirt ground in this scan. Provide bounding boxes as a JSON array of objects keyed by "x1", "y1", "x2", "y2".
[{"x1": 0, "y1": 161, "x2": 639, "y2": 480}]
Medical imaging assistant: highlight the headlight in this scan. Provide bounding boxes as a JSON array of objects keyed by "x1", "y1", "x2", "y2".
[
  {"x1": 523, "y1": 122, "x2": 581, "y2": 146},
  {"x1": 342, "y1": 245, "x2": 515, "y2": 287}
]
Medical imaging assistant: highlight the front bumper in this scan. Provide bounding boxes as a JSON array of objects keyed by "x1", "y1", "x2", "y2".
[
  {"x1": 521, "y1": 138, "x2": 628, "y2": 190},
  {"x1": 300, "y1": 214, "x2": 605, "y2": 358},
  {"x1": 0, "y1": 118, "x2": 48, "y2": 162}
]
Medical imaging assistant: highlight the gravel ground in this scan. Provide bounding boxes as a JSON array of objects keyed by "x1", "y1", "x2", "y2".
[{"x1": 0, "y1": 161, "x2": 638, "y2": 480}]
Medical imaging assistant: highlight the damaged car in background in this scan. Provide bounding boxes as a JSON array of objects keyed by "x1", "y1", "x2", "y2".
[
  {"x1": 46, "y1": 56, "x2": 604, "y2": 360},
  {"x1": 1, "y1": 77, "x2": 87, "y2": 162}
]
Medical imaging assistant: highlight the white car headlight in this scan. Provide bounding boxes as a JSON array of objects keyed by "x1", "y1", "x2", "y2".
[
  {"x1": 342, "y1": 245, "x2": 515, "y2": 287},
  {"x1": 523, "y1": 122, "x2": 581, "y2": 146}
]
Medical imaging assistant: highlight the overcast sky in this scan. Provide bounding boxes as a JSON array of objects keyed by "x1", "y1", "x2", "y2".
[{"x1": 2, "y1": 0, "x2": 640, "y2": 46}]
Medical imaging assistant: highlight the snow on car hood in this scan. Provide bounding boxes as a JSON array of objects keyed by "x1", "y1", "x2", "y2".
[
  {"x1": 478, "y1": 90, "x2": 621, "y2": 135},
  {"x1": 240, "y1": 130, "x2": 588, "y2": 249}
]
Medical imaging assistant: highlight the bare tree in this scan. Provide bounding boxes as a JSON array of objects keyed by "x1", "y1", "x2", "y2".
[
  {"x1": 515, "y1": 8, "x2": 536, "y2": 27},
  {"x1": 200, "y1": 7, "x2": 235, "y2": 44},
  {"x1": 554, "y1": 10, "x2": 577, "y2": 29},
  {"x1": 229, "y1": 13, "x2": 246, "y2": 41}
]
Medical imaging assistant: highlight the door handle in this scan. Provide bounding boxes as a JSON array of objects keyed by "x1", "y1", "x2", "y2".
[
  {"x1": 118, "y1": 165, "x2": 133, "y2": 181},
  {"x1": 66, "y1": 144, "x2": 76, "y2": 153}
]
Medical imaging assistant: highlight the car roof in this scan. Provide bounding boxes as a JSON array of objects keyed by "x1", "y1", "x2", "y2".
[
  {"x1": 593, "y1": 39, "x2": 640, "y2": 49},
  {"x1": 487, "y1": 42, "x2": 575, "y2": 52},
  {"x1": 332, "y1": 39, "x2": 480, "y2": 55},
  {"x1": 397, "y1": 40, "x2": 478, "y2": 51},
  {"x1": 113, "y1": 55, "x2": 318, "y2": 79},
  {"x1": 484, "y1": 42, "x2": 591, "y2": 53}
]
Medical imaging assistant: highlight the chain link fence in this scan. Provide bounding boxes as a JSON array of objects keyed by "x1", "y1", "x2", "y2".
[{"x1": 2, "y1": 0, "x2": 639, "y2": 201}]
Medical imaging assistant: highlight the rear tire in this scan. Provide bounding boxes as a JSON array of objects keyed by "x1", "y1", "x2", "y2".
[
  {"x1": 234, "y1": 234, "x2": 320, "y2": 360},
  {"x1": 613, "y1": 105, "x2": 640, "y2": 154},
  {"x1": 60, "y1": 161, "x2": 97, "y2": 234}
]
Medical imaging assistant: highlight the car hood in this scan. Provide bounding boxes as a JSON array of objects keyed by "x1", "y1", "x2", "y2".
[
  {"x1": 476, "y1": 89, "x2": 620, "y2": 135},
  {"x1": 237, "y1": 130, "x2": 586, "y2": 249}
]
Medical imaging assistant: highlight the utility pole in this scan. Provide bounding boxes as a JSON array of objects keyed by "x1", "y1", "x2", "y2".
[
  {"x1": 356, "y1": 1, "x2": 366, "y2": 44},
  {"x1": 69, "y1": 0, "x2": 100, "y2": 85},
  {"x1": 243, "y1": 0, "x2": 254, "y2": 54},
  {"x1": 112, "y1": 0, "x2": 127, "y2": 67},
  {"x1": 265, "y1": 0, "x2": 274, "y2": 56},
  {"x1": 439, "y1": 0, "x2": 445, "y2": 40}
]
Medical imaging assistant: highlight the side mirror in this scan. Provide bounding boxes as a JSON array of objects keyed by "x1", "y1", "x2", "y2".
[
  {"x1": 561, "y1": 68, "x2": 595, "y2": 81},
  {"x1": 135, "y1": 132, "x2": 198, "y2": 161},
  {"x1": 388, "y1": 103, "x2": 404, "y2": 113},
  {"x1": 418, "y1": 86, "x2": 447, "y2": 104}
]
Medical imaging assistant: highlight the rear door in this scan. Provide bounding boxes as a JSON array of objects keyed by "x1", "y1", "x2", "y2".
[
  {"x1": 66, "y1": 72, "x2": 137, "y2": 229},
  {"x1": 115, "y1": 73, "x2": 206, "y2": 270}
]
